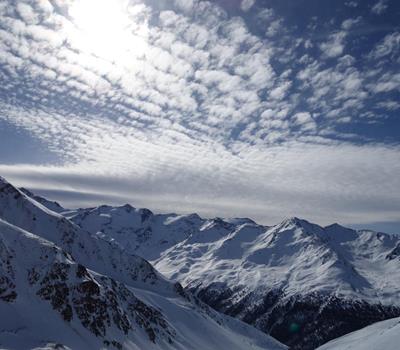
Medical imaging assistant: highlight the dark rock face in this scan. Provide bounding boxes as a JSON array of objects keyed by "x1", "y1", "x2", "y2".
[
  {"x1": 192, "y1": 284, "x2": 400, "y2": 350},
  {"x1": 37, "y1": 262, "x2": 73, "y2": 322},
  {"x1": 139, "y1": 208, "x2": 153, "y2": 223},
  {"x1": 0, "y1": 241, "x2": 17, "y2": 302},
  {"x1": 30, "y1": 259, "x2": 175, "y2": 345},
  {"x1": 387, "y1": 244, "x2": 400, "y2": 260},
  {"x1": 0, "y1": 275, "x2": 17, "y2": 302}
]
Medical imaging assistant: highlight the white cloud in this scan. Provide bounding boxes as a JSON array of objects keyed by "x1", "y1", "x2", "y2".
[
  {"x1": 292, "y1": 112, "x2": 316, "y2": 131},
  {"x1": 320, "y1": 31, "x2": 346, "y2": 58},
  {"x1": 174, "y1": 0, "x2": 195, "y2": 13},
  {"x1": 269, "y1": 81, "x2": 291, "y2": 100},
  {"x1": 345, "y1": 1, "x2": 358, "y2": 8},
  {"x1": 1, "y1": 140, "x2": 399, "y2": 227},
  {"x1": 16, "y1": 3, "x2": 39, "y2": 24},
  {"x1": 341, "y1": 17, "x2": 361, "y2": 30},
  {"x1": 371, "y1": 0, "x2": 388, "y2": 15},
  {"x1": 369, "y1": 32, "x2": 400, "y2": 59},
  {"x1": 241, "y1": 0, "x2": 256, "y2": 12},
  {"x1": 377, "y1": 100, "x2": 400, "y2": 111},
  {"x1": 369, "y1": 73, "x2": 400, "y2": 93}
]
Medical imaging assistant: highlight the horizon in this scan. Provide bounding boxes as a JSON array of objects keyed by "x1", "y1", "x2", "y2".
[{"x1": 0, "y1": 0, "x2": 399, "y2": 233}]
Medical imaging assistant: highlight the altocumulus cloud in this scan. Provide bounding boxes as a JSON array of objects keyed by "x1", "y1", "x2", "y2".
[{"x1": 0, "y1": 0, "x2": 399, "y2": 229}]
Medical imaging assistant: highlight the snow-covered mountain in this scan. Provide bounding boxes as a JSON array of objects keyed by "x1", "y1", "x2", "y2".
[
  {"x1": 57, "y1": 200, "x2": 400, "y2": 350},
  {"x1": 316, "y1": 316, "x2": 400, "y2": 350},
  {"x1": 19, "y1": 187, "x2": 65, "y2": 213},
  {"x1": 0, "y1": 176, "x2": 287, "y2": 350}
]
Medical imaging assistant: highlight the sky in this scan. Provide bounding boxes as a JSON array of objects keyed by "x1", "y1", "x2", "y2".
[{"x1": 0, "y1": 0, "x2": 399, "y2": 233}]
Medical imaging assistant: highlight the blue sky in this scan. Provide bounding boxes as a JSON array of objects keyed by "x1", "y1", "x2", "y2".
[{"x1": 0, "y1": 0, "x2": 399, "y2": 232}]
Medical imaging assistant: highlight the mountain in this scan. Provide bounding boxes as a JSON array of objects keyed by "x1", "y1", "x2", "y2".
[
  {"x1": 19, "y1": 187, "x2": 65, "y2": 213},
  {"x1": 62, "y1": 202, "x2": 400, "y2": 350},
  {"x1": 316, "y1": 316, "x2": 400, "y2": 350},
  {"x1": 0, "y1": 176, "x2": 287, "y2": 350}
]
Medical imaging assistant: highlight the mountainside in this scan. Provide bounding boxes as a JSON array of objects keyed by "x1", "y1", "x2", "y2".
[
  {"x1": 315, "y1": 316, "x2": 400, "y2": 350},
  {"x1": 60, "y1": 200, "x2": 400, "y2": 349},
  {"x1": 0, "y1": 177, "x2": 287, "y2": 350}
]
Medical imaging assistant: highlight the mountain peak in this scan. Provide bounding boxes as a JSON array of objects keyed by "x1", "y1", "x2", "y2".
[
  {"x1": 0, "y1": 176, "x2": 14, "y2": 191},
  {"x1": 225, "y1": 217, "x2": 257, "y2": 226},
  {"x1": 279, "y1": 216, "x2": 317, "y2": 230},
  {"x1": 0, "y1": 175, "x2": 8, "y2": 185},
  {"x1": 323, "y1": 222, "x2": 359, "y2": 242},
  {"x1": 324, "y1": 222, "x2": 350, "y2": 231}
]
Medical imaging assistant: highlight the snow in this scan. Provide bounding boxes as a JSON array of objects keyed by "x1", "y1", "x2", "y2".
[
  {"x1": 150, "y1": 217, "x2": 400, "y2": 305},
  {"x1": 61, "y1": 201, "x2": 400, "y2": 305},
  {"x1": 130, "y1": 286, "x2": 286, "y2": 350},
  {"x1": 316, "y1": 317, "x2": 400, "y2": 350}
]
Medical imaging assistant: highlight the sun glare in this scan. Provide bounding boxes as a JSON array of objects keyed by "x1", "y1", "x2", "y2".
[{"x1": 68, "y1": 0, "x2": 147, "y2": 62}]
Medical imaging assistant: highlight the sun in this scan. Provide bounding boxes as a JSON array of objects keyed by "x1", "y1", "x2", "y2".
[{"x1": 68, "y1": 0, "x2": 147, "y2": 62}]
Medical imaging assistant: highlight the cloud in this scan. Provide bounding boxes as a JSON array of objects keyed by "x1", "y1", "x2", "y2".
[
  {"x1": 369, "y1": 32, "x2": 400, "y2": 59},
  {"x1": 345, "y1": 1, "x2": 358, "y2": 8},
  {"x1": 16, "y1": 3, "x2": 39, "y2": 24},
  {"x1": 292, "y1": 112, "x2": 316, "y2": 131},
  {"x1": 341, "y1": 17, "x2": 361, "y2": 30},
  {"x1": 1, "y1": 140, "x2": 399, "y2": 227},
  {"x1": 371, "y1": 0, "x2": 388, "y2": 15},
  {"x1": 240, "y1": 0, "x2": 256, "y2": 12},
  {"x1": 369, "y1": 73, "x2": 400, "y2": 93},
  {"x1": 376, "y1": 100, "x2": 400, "y2": 110},
  {"x1": 320, "y1": 31, "x2": 346, "y2": 58},
  {"x1": 0, "y1": 0, "x2": 398, "y2": 230},
  {"x1": 318, "y1": 17, "x2": 360, "y2": 59}
]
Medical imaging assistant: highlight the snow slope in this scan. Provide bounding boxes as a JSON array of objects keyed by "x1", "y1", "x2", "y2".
[
  {"x1": 0, "y1": 176, "x2": 287, "y2": 350},
  {"x1": 316, "y1": 317, "x2": 400, "y2": 350}
]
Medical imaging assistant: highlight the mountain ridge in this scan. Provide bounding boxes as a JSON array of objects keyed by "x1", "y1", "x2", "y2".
[{"x1": 23, "y1": 186, "x2": 398, "y2": 350}]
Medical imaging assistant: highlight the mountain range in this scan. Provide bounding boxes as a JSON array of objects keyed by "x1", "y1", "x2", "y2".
[{"x1": 1, "y1": 175, "x2": 399, "y2": 349}]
